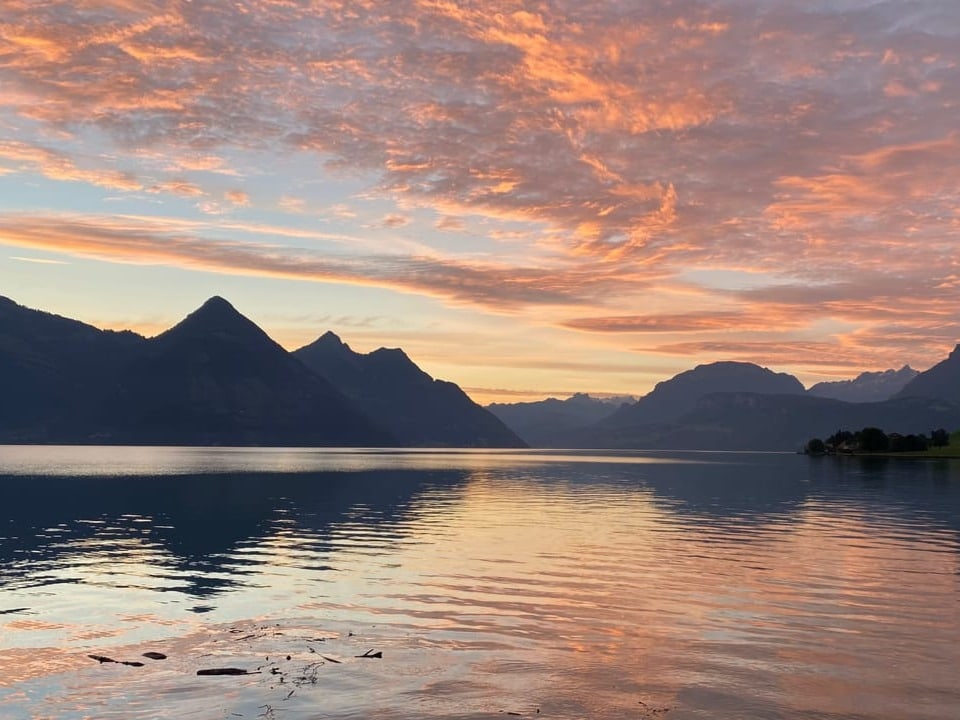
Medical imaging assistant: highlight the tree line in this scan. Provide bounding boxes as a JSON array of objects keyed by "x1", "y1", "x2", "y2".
[{"x1": 805, "y1": 427, "x2": 952, "y2": 455}]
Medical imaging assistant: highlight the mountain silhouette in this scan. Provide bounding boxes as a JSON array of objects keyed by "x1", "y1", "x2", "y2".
[
  {"x1": 487, "y1": 393, "x2": 631, "y2": 446},
  {"x1": 294, "y1": 331, "x2": 525, "y2": 447},
  {"x1": 0, "y1": 296, "x2": 144, "y2": 441},
  {"x1": 5, "y1": 294, "x2": 959, "y2": 450},
  {"x1": 545, "y1": 358, "x2": 960, "y2": 450},
  {"x1": 662, "y1": 392, "x2": 960, "y2": 450},
  {"x1": 600, "y1": 361, "x2": 804, "y2": 426},
  {"x1": 895, "y1": 344, "x2": 960, "y2": 403},
  {"x1": 807, "y1": 365, "x2": 918, "y2": 402},
  {"x1": 101, "y1": 297, "x2": 394, "y2": 446}
]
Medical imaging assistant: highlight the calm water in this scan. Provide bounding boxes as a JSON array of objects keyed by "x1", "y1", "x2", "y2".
[{"x1": 1, "y1": 447, "x2": 958, "y2": 720}]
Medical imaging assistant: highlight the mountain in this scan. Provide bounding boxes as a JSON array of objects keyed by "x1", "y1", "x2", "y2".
[
  {"x1": 100, "y1": 297, "x2": 393, "y2": 446},
  {"x1": 0, "y1": 296, "x2": 145, "y2": 441},
  {"x1": 294, "y1": 331, "x2": 525, "y2": 447},
  {"x1": 895, "y1": 344, "x2": 960, "y2": 403},
  {"x1": 0, "y1": 296, "x2": 393, "y2": 446},
  {"x1": 667, "y1": 392, "x2": 960, "y2": 450},
  {"x1": 807, "y1": 366, "x2": 918, "y2": 402},
  {"x1": 573, "y1": 392, "x2": 960, "y2": 451},
  {"x1": 601, "y1": 361, "x2": 804, "y2": 426},
  {"x1": 521, "y1": 361, "x2": 804, "y2": 447},
  {"x1": 561, "y1": 353, "x2": 960, "y2": 451},
  {"x1": 487, "y1": 393, "x2": 632, "y2": 447}
]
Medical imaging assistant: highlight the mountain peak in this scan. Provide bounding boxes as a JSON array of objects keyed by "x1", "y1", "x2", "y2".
[
  {"x1": 808, "y1": 365, "x2": 919, "y2": 402},
  {"x1": 895, "y1": 342, "x2": 960, "y2": 402},
  {"x1": 157, "y1": 296, "x2": 271, "y2": 345},
  {"x1": 296, "y1": 330, "x2": 354, "y2": 357},
  {"x1": 190, "y1": 295, "x2": 243, "y2": 322},
  {"x1": 369, "y1": 346, "x2": 411, "y2": 362},
  {"x1": 202, "y1": 295, "x2": 233, "y2": 308}
]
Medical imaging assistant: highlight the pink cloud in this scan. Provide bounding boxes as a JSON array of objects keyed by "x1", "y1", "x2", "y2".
[
  {"x1": 0, "y1": 1, "x2": 959, "y2": 377},
  {"x1": 0, "y1": 212, "x2": 623, "y2": 309}
]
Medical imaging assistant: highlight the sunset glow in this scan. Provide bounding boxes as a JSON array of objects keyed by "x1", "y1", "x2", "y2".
[{"x1": 2, "y1": 1, "x2": 958, "y2": 401}]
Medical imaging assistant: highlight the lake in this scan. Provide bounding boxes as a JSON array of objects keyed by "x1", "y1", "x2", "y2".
[{"x1": 1, "y1": 447, "x2": 958, "y2": 719}]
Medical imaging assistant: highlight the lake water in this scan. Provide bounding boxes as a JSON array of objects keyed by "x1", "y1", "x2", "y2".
[{"x1": 1, "y1": 447, "x2": 958, "y2": 720}]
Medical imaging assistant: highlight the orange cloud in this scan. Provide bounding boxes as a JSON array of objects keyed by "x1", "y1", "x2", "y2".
[
  {"x1": 564, "y1": 311, "x2": 808, "y2": 334},
  {"x1": 0, "y1": 213, "x2": 618, "y2": 310},
  {"x1": 0, "y1": 140, "x2": 140, "y2": 190},
  {"x1": 0, "y1": 1, "x2": 959, "y2": 383}
]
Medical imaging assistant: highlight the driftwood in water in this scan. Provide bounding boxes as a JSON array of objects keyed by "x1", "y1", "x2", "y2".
[
  {"x1": 88, "y1": 654, "x2": 144, "y2": 667},
  {"x1": 197, "y1": 667, "x2": 259, "y2": 676},
  {"x1": 142, "y1": 652, "x2": 167, "y2": 660}
]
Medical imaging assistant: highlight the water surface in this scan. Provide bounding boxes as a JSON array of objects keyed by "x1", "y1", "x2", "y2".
[{"x1": 1, "y1": 447, "x2": 958, "y2": 719}]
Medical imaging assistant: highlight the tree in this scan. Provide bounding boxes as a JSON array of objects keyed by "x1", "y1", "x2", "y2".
[
  {"x1": 889, "y1": 433, "x2": 928, "y2": 452},
  {"x1": 826, "y1": 429, "x2": 854, "y2": 448},
  {"x1": 805, "y1": 438, "x2": 826, "y2": 455},
  {"x1": 857, "y1": 426, "x2": 889, "y2": 453},
  {"x1": 930, "y1": 428, "x2": 950, "y2": 447}
]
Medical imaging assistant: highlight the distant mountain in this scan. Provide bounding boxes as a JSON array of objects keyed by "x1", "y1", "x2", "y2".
[
  {"x1": 487, "y1": 393, "x2": 632, "y2": 446},
  {"x1": 575, "y1": 392, "x2": 960, "y2": 451},
  {"x1": 807, "y1": 366, "x2": 918, "y2": 402},
  {"x1": 896, "y1": 344, "x2": 960, "y2": 403},
  {"x1": 527, "y1": 361, "x2": 804, "y2": 448},
  {"x1": 601, "y1": 361, "x2": 804, "y2": 426},
  {"x1": 560, "y1": 354, "x2": 960, "y2": 451},
  {"x1": 295, "y1": 331, "x2": 525, "y2": 447},
  {"x1": 0, "y1": 296, "x2": 145, "y2": 441}
]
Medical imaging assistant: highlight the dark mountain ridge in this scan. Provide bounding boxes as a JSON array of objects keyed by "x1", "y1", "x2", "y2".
[
  {"x1": 895, "y1": 344, "x2": 960, "y2": 403},
  {"x1": 5, "y1": 294, "x2": 958, "y2": 450},
  {"x1": 0, "y1": 296, "x2": 145, "y2": 440},
  {"x1": 294, "y1": 331, "x2": 525, "y2": 447},
  {"x1": 807, "y1": 365, "x2": 918, "y2": 402},
  {"x1": 99, "y1": 297, "x2": 392, "y2": 446},
  {"x1": 487, "y1": 393, "x2": 631, "y2": 447},
  {"x1": 0, "y1": 295, "x2": 522, "y2": 447},
  {"x1": 511, "y1": 357, "x2": 960, "y2": 450},
  {"x1": 600, "y1": 361, "x2": 805, "y2": 428}
]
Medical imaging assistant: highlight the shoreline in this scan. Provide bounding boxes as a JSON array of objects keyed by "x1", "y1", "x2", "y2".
[{"x1": 808, "y1": 450, "x2": 960, "y2": 460}]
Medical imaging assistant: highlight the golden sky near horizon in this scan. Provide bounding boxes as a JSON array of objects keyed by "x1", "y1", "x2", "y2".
[{"x1": 1, "y1": 0, "x2": 959, "y2": 402}]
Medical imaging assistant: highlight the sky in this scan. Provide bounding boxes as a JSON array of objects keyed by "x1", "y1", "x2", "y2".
[{"x1": 1, "y1": 0, "x2": 959, "y2": 403}]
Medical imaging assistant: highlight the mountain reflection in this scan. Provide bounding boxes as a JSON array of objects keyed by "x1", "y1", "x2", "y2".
[
  {"x1": 0, "y1": 469, "x2": 470, "y2": 601},
  {"x1": 2, "y1": 449, "x2": 960, "y2": 720},
  {"x1": 3, "y1": 451, "x2": 959, "y2": 607}
]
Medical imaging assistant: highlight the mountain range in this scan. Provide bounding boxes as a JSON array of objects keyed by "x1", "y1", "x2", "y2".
[
  {"x1": 488, "y1": 355, "x2": 960, "y2": 450},
  {"x1": 4, "y1": 294, "x2": 960, "y2": 451},
  {"x1": 294, "y1": 331, "x2": 524, "y2": 447},
  {"x1": 0, "y1": 295, "x2": 523, "y2": 447},
  {"x1": 487, "y1": 393, "x2": 634, "y2": 447},
  {"x1": 807, "y1": 365, "x2": 918, "y2": 402}
]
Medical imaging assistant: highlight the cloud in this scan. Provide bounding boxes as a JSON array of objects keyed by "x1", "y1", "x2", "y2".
[
  {"x1": 147, "y1": 179, "x2": 204, "y2": 197},
  {"x1": 278, "y1": 195, "x2": 305, "y2": 213},
  {"x1": 0, "y1": 140, "x2": 140, "y2": 190},
  {"x1": 225, "y1": 189, "x2": 250, "y2": 207},
  {"x1": 0, "y1": 1, "x2": 959, "y2": 376},
  {"x1": 0, "y1": 212, "x2": 608, "y2": 309},
  {"x1": 9, "y1": 255, "x2": 69, "y2": 265},
  {"x1": 435, "y1": 215, "x2": 466, "y2": 232},
  {"x1": 563, "y1": 311, "x2": 806, "y2": 334},
  {"x1": 381, "y1": 213, "x2": 411, "y2": 229}
]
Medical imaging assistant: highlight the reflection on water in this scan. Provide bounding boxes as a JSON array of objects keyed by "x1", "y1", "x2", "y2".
[{"x1": 0, "y1": 447, "x2": 958, "y2": 719}]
